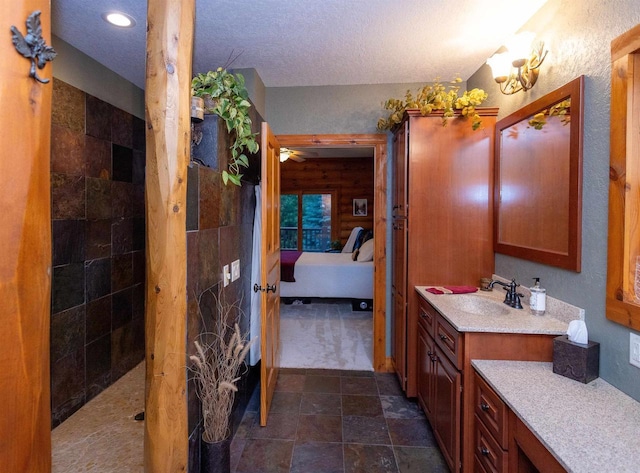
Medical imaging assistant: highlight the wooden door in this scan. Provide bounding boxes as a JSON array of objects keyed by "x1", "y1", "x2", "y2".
[
  {"x1": 434, "y1": 347, "x2": 462, "y2": 472},
  {"x1": 392, "y1": 217, "x2": 407, "y2": 390},
  {"x1": 417, "y1": 324, "x2": 435, "y2": 422},
  {"x1": 392, "y1": 122, "x2": 408, "y2": 218},
  {"x1": 1, "y1": 2, "x2": 53, "y2": 470},
  {"x1": 259, "y1": 122, "x2": 281, "y2": 426}
]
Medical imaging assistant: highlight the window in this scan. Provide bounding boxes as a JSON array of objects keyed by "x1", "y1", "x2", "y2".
[{"x1": 281, "y1": 192, "x2": 335, "y2": 251}]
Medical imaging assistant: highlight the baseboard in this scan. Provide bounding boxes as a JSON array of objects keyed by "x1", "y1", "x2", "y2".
[{"x1": 384, "y1": 357, "x2": 396, "y2": 373}]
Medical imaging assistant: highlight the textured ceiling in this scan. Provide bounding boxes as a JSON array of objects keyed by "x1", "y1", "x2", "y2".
[{"x1": 52, "y1": 0, "x2": 547, "y2": 89}]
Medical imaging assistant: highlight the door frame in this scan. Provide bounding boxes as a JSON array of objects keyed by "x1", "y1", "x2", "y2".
[{"x1": 276, "y1": 134, "x2": 388, "y2": 371}]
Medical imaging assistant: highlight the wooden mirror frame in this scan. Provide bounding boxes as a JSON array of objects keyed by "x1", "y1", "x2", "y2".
[
  {"x1": 606, "y1": 24, "x2": 640, "y2": 331},
  {"x1": 494, "y1": 76, "x2": 584, "y2": 271}
]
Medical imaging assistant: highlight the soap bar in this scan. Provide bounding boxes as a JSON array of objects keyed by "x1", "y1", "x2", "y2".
[{"x1": 552, "y1": 335, "x2": 600, "y2": 384}]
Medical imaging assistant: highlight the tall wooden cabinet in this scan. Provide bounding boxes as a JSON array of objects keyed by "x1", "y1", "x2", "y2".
[{"x1": 391, "y1": 109, "x2": 498, "y2": 396}]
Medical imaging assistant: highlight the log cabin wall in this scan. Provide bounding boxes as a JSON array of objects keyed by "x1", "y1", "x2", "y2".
[
  {"x1": 186, "y1": 108, "x2": 262, "y2": 472},
  {"x1": 280, "y1": 157, "x2": 375, "y2": 245},
  {"x1": 49, "y1": 79, "x2": 146, "y2": 427}
]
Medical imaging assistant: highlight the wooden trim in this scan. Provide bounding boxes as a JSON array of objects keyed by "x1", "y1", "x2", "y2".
[
  {"x1": 404, "y1": 107, "x2": 500, "y2": 118},
  {"x1": 277, "y1": 134, "x2": 388, "y2": 371},
  {"x1": 1, "y1": 2, "x2": 52, "y2": 470},
  {"x1": 612, "y1": 23, "x2": 640, "y2": 62},
  {"x1": 144, "y1": 0, "x2": 194, "y2": 470},
  {"x1": 607, "y1": 26, "x2": 640, "y2": 330},
  {"x1": 385, "y1": 357, "x2": 396, "y2": 372}
]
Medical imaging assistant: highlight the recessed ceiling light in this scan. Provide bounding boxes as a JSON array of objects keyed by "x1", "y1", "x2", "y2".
[{"x1": 102, "y1": 11, "x2": 136, "y2": 28}]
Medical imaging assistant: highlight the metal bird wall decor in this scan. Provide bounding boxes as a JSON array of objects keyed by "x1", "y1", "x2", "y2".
[{"x1": 11, "y1": 11, "x2": 57, "y2": 84}]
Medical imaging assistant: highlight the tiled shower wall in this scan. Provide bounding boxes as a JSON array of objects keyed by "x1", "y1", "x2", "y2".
[
  {"x1": 186, "y1": 111, "x2": 261, "y2": 473},
  {"x1": 50, "y1": 79, "x2": 146, "y2": 427}
]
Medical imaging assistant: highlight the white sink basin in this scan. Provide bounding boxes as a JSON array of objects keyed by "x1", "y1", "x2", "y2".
[{"x1": 438, "y1": 294, "x2": 512, "y2": 316}]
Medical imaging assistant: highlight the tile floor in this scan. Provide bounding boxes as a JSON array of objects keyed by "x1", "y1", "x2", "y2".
[{"x1": 231, "y1": 368, "x2": 448, "y2": 473}]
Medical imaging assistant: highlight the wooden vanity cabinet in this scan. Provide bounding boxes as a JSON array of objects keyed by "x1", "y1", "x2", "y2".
[
  {"x1": 474, "y1": 372, "x2": 509, "y2": 473},
  {"x1": 391, "y1": 108, "x2": 498, "y2": 396},
  {"x1": 416, "y1": 294, "x2": 560, "y2": 473},
  {"x1": 417, "y1": 297, "x2": 462, "y2": 472},
  {"x1": 473, "y1": 370, "x2": 566, "y2": 473}
]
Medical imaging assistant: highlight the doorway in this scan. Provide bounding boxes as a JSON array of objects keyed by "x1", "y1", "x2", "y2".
[{"x1": 276, "y1": 134, "x2": 387, "y2": 371}]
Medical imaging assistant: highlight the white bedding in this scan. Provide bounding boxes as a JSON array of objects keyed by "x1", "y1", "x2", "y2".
[{"x1": 280, "y1": 252, "x2": 373, "y2": 299}]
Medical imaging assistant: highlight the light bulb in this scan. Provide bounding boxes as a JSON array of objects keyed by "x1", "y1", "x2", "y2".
[
  {"x1": 102, "y1": 12, "x2": 136, "y2": 28},
  {"x1": 487, "y1": 52, "x2": 513, "y2": 82},
  {"x1": 507, "y1": 32, "x2": 535, "y2": 66}
]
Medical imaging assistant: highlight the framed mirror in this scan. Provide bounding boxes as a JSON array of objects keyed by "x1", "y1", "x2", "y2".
[{"x1": 494, "y1": 76, "x2": 584, "y2": 271}]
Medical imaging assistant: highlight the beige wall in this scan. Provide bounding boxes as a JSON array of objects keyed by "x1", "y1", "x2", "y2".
[
  {"x1": 468, "y1": 0, "x2": 640, "y2": 400},
  {"x1": 52, "y1": 36, "x2": 144, "y2": 119}
]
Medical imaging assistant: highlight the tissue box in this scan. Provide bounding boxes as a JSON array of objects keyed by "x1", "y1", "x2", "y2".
[{"x1": 553, "y1": 335, "x2": 599, "y2": 383}]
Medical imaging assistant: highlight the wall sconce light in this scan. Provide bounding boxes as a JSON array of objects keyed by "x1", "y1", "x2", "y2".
[{"x1": 486, "y1": 32, "x2": 547, "y2": 95}]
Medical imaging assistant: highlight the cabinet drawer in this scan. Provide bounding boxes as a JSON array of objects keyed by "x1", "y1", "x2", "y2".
[
  {"x1": 474, "y1": 414, "x2": 508, "y2": 473},
  {"x1": 418, "y1": 298, "x2": 437, "y2": 337},
  {"x1": 474, "y1": 372, "x2": 509, "y2": 449},
  {"x1": 435, "y1": 314, "x2": 462, "y2": 369}
]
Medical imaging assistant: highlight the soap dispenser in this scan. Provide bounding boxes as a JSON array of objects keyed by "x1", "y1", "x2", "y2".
[{"x1": 529, "y1": 278, "x2": 546, "y2": 316}]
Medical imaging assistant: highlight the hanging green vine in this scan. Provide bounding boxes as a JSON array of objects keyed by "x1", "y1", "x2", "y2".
[
  {"x1": 191, "y1": 68, "x2": 259, "y2": 186},
  {"x1": 377, "y1": 77, "x2": 488, "y2": 131}
]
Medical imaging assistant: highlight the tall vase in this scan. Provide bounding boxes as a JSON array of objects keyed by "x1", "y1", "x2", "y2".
[{"x1": 201, "y1": 437, "x2": 231, "y2": 473}]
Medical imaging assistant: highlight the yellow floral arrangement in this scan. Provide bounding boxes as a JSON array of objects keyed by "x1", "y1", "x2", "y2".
[
  {"x1": 377, "y1": 78, "x2": 488, "y2": 131},
  {"x1": 527, "y1": 99, "x2": 571, "y2": 130}
]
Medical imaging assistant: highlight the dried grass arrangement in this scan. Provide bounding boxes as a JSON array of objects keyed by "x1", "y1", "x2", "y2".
[{"x1": 189, "y1": 298, "x2": 256, "y2": 443}]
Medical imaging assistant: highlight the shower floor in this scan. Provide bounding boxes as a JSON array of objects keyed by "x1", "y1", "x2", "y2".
[{"x1": 51, "y1": 361, "x2": 145, "y2": 472}]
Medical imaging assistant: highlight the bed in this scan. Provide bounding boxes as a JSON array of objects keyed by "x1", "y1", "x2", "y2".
[{"x1": 279, "y1": 251, "x2": 374, "y2": 299}]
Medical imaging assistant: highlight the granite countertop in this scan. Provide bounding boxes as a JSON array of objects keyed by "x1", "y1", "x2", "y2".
[
  {"x1": 415, "y1": 285, "x2": 572, "y2": 334},
  {"x1": 472, "y1": 360, "x2": 640, "y2": 473}
]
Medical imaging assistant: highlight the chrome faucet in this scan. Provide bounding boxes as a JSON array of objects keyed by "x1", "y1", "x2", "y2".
[{"x1": 489, "y1": 278, "x2": 524, "y2": 309}]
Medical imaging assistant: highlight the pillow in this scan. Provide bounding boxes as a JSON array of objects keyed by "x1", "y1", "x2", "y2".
[
  {"x1": 356, "y1": 239, "x2": 374, "y2": 262},
  {"x1": 342, "y1": 226, "x2": 363, "y2": 253},
  {"x1": 353, "y1": 229, "x2": 373, "y2": 251}
]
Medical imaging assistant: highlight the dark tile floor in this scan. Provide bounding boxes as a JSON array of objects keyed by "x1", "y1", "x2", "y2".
[{"x1": 231, "y1": 369, "x2": 448, "y2": 473}]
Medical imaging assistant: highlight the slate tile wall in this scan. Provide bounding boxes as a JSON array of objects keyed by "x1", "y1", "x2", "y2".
[
  {"x1": 50, "y1": 79, "x2": 146, "y2": 427},
  {"x1": 186, "y1": 113, "x2": 261, "y2": 473}
]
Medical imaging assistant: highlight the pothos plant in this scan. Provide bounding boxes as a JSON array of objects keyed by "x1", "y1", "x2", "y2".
[
  {"x1": 191, "y1": 68, "x2": 259, "y2": 186},
  {"x1": 377, "y1": 77, "x2": 488, "y2": 131}
]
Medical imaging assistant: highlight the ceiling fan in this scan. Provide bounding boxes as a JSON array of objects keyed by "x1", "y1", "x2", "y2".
[{"x1": 279, "y1": 147, "x2": 318, "y2": 163}]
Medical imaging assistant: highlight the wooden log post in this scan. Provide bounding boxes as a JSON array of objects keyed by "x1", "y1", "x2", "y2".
[
  {"x1": 0, "y1": 1, "x2": 52, "y2": 471},
  {"x1": 144, "y1": 0, "x2": 194, "y2": 471}
]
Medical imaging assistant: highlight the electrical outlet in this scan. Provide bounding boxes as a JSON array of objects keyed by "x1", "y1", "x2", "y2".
[
  {"x1": 631, "y1": 333, "x2": 640, "y2": 369},
  {"x1": 223, "y1": 264, "x2": 230, "y2": 287},
  {"x1": 231, "y1": 259, "x2": 240, "y2": 282}
]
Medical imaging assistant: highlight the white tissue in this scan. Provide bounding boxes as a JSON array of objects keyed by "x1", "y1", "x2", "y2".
[{"x1": 567, "y1": 320, "x2": 588, "y2": 345}]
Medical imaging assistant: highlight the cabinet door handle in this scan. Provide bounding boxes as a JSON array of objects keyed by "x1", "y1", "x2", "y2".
[
  {"x1": 481, "y1": 447, "x2": 490, "y2": 456},
  {"x1": 419, "y1": 311, "x2": 427, "y2": 318},
  {"x1": 439, "y1": 334, "x2": 449, "y2": 341},
  {"x1": 480, "y1": 402, "x2": 490, "y2": 412}
]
